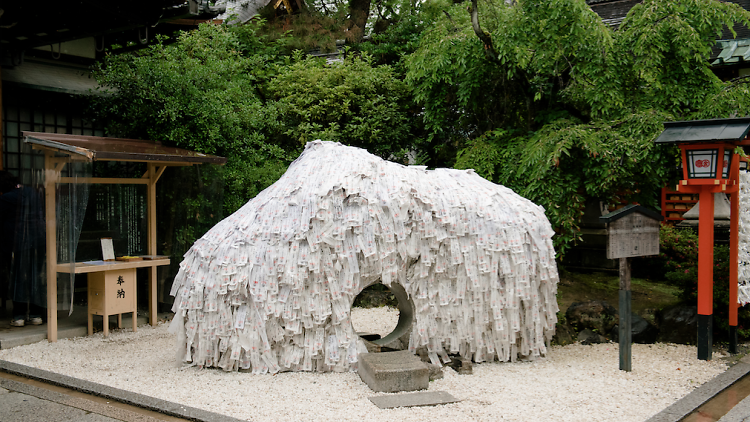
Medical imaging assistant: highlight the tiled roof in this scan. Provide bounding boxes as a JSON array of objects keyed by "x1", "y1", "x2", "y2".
[
  {"x1": 587, "y1": 0, "x2": 750, "y2": 64},
  {"x1": 713, "y1": 39, "x2": 750, "y2": 65},
  {"x1": 587, "y1": 0, "x2": 641, "y2": 28}
]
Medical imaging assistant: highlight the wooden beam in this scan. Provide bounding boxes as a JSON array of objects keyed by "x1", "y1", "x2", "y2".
[
  {"x1": 44, "y1": 151, "x2": 59, "y2": 342},
  {"x1": 147, "y1": 163, "x2": 158, "y2": 326},
  {"x1": 54, "y1": 258, "x2": 170, "y2": 274},
  {"x1": 697, "y1": 188, "x2": 715, "y2": 360},
  {"x1": 154, "y1": 166, "x2": 167, "y2": 183},
  {"x1": 142, "y1": 166, "x2": 167, "y2": 184},
  {"x1": 59, "y1": 177, "x2": 149, "y2": 185}
]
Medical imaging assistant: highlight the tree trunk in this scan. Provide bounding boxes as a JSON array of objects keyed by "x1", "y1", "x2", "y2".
[{"x1": 348, "y1": 0, "x2": 371, "y2": 42}]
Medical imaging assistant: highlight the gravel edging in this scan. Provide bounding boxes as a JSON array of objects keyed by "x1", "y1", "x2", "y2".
[
  {"x1": 0, "y1": 360, "x2": 245, "y2": 422},
  {"x1": 0, "y1": 309, "x2": 733, "y2": 422},
  {"x1": 645, "y1": 360, "x2": 750, "y2": 422}
]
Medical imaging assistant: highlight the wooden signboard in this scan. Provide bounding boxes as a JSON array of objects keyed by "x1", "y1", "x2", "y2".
[
  {"x1": 600, "y1": 204, "x2": 663, "y2": 372},
  {"x1": 606, "y1": 214, "x2": 660, "y2": 259}
]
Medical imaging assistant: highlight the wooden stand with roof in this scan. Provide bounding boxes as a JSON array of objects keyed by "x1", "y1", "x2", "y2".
[
  {"x1": 600, "y1": 204, "x2": 663, "y2": 372},
  {"x1": 23, "y1": 131, "x2": 226, "y2": 341}
]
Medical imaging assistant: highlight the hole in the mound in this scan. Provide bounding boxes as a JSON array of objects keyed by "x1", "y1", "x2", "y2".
[{"x1": 351, "y1": 283, "x2": 400, "y2": 340}]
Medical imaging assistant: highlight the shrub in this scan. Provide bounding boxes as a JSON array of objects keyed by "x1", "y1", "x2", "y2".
[{"x1": 649, "y1": 224, "x2": 750, "y2": 340}]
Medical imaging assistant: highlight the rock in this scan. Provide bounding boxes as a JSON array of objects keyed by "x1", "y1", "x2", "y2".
[
  {"x1": 448, "y1": 356, "x2": 473, "y2": 375},
  {"x1": 360, "y1": 338, "x2": 382, "y2": 353},
  {"x1": 578, "y1": 329, "x2": 607, "y2": 345},
  {"x1": 609, "y1": 312, "x2": 659, "y2": 344},
  {"x1": 566, "y1": 301, "x2": 618, "y2": 335},
  {"x1": 552, "y1": 323, "x2": 576, "y2": 346},
  {"x1": 657, "y1": 305, "x2": 698, "y2": 344},
  {"x1": 426, "y1": 363, "x2": 444, "y2": 381}
]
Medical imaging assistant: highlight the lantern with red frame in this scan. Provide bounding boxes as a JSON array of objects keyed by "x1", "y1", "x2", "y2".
[{"x1": 655, "y1": 117, "x2": 750, "y2": 360}]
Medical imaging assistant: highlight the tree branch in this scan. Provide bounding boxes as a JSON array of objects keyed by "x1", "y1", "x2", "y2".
[
  {"x1": 442, "y1": 10, "x2": 458, "y2": 32},
  {"x1": 468, "y1": 0, "x2": 500, "y2": 64},
  {"x1": 724, "y1": 74, "x2": 750, "y2": 91}
]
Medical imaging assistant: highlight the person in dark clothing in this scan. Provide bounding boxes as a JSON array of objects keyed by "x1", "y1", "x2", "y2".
[
  {"x1": 0, "y1": 170, "x2": 17, "y2": 315},
  {"x1": 0, "y1": 171, "x2": 46, "y2": 326}
]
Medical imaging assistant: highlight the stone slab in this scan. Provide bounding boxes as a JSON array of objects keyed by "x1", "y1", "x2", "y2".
[
  {"x1": 358, "y1": 350, "x2": 429, "y2": 393},
  {"x1": 0, "y1": 377, "x2": 170, "y2": 422},
  {"x1": 369, "y1": 391, "x2": 460, "y2": 409},
  {"x1": 2, "y1": 390, "x2": 102, "y2": 422},
  {"x1": 646, "y1": 362, "x2": 750, "y2": 422},
  {"x1": 0, "y1": 360, "x2": 245, "y2": 422},
  {"x1": 718, "y1": 392, "x2": 750, "y2": 422}
]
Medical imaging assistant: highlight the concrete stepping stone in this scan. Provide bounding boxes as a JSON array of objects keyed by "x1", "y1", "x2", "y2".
[
  {"x1": 369, "y1": 391, "x2": 460, "y2": 409},
  {"x1": 358, "y1": 350, "x2": 428, "y2": 392}
]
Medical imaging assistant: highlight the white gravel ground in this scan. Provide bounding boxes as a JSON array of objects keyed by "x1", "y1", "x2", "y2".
[{"x1": 0, "y1": 307, "x2": 729, "y2": 422}]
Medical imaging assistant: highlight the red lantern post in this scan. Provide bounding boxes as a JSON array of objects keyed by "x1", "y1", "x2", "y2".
[{"x1": 656, "y1": 118, "x2": 750, "y2": 360}]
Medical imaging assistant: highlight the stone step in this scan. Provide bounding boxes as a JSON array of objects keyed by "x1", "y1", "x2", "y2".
[
  {"x1": 369, "y1": 391, "x2": 460, "y2": 409},
  {"x1": 358, "y1": 350, "x2": 429, "y2": 393}
]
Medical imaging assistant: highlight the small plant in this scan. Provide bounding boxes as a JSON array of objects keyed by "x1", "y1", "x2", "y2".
[
  {"x1": 657, "y1": 223, "x2": 699, "y2": 291},
  {"x1": 649, "y1": 224, "x2": 750, "y2": 340}
]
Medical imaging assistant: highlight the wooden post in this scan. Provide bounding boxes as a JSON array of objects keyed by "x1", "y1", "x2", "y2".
[
  {"x1": 697, "y1": 188, "x2": 715, "y2": 360},
  {"x1": 44, "y1": 151, "x2": 58, "y2": 342},
  {"x1": 147, "y1": 163, "x2": 158, "y2": 326},
  {"x1": 619, "y1": 257, "x2": 632, "y2": 371},
  {"x1": 600, "y1": 205, "x2": 661, "y2": 371}
]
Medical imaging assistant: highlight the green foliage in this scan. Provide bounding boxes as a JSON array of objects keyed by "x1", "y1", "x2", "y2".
[
  {"x1": 358, "y1": 0, "x2": 449, "y2": 74},
  {"x1": 255, "y1": 11, "x2": 351, "y2": 53},
  {"x1": 456, "y1": 111, "x2": 676, "y2": 256},
  {"x1": 267, "y1": 51, "x2": 418, "y2": 159},
  {"x1": 161, "y1": 165, "x2": 227, "y2": 257},
  {"x1": 648, "y1": 224, "x2": 750, "y2": 340},
  {"x1": 580, "y1": 0, "x2": 750, "y2": 119},
  {"x1": 656, "y1": 224, "x2": 699, "y2": 288},
  {"x1": 91, "y1": 23, "x2": 293, "y2": 215},
  {"x1": 405, "y1": 4, "x2": 506, "y2": 142},
  {"x1": 411, "y1": 0, "x2": 750, "y2": 256},
  {"x1": 92, "y1": 21, "x2": 423, "y2": 220}
]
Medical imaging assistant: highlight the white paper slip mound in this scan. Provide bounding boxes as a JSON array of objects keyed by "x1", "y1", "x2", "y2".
[
  {"x1": 739, "y1": 171, "x2": 750, "y2": 305},
  {"x1": 170, "y1": 140, "x2": 560, "y2": 373}
]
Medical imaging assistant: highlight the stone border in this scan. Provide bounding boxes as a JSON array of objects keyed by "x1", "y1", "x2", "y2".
[
  {"x1": 646, "y1": 359, "x2": 750, "y2": 422},
  {"x1": 1, "y1": 376, "x2": 163, "y2": 422},
  {"x1": 0, "y1": 360, "x2": 246, "y2": 422},
  {"x1": 719, "y1": 393, "x2": 750, "y2": 422}
]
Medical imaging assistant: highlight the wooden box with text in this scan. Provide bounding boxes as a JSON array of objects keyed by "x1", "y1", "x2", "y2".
[{"x1": 87, "y1": 268, "x2": 137, "y2": 336}]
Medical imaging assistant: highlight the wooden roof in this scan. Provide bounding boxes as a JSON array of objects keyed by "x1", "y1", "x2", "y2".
[
  {"x1": 23, "y1": 132, "x2": 226, "y2": 165},
  {"x1": 654, "y1": 118, "x2": 750, "y2": 145}
]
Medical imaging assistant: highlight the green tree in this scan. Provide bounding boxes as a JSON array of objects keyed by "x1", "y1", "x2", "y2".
[
  {"x1": 91, "y1": 23, "x2": 293, "y2": 214},
  {"x1": 408, "y1": 0, "x2": 750, "y2": 256},
  {"x1": 267, "y1": 51, "x2": 419, "y2": 160}
]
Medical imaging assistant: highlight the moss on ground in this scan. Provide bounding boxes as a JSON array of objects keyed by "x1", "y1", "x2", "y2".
[{"x1": 557, "y1": 270, "x2": 681, "y2": 321}]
